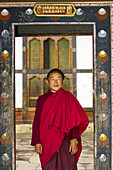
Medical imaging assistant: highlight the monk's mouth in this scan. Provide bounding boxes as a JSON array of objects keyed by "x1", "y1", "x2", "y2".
[{"x1": 53, "y1": 85, "x2": 59, "y2": 87}]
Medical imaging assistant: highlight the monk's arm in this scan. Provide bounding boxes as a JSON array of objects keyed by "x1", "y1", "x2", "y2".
[
  {"x1": 70, "y1": 126, "x2": 79, "y2": 140},
  {"x1": 69, "y1": 142, "x2": 78, "y2": 155},
  {"x1": 69, "y1": 126, "x2": 79, "y2": 155}
]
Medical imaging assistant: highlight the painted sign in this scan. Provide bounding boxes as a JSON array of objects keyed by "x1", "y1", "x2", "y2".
[{"x1": 33, "y1": 4, "x2": 76, "y2": 17}]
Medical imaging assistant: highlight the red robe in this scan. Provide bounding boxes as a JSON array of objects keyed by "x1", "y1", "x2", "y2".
[
  {"x1": 39, "y1": 88, "x2": 89, "y2": 167},
  {"x1": 31, "y1": 90, "x2": 79, "y2": 145}
]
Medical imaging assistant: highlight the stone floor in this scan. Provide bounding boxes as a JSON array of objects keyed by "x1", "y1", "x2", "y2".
[{"x1": 16, "y1": 122, "x2": 94, "y2": 170}]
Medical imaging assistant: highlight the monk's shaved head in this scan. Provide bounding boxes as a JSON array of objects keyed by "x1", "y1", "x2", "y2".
[{"x1": 47, "y1": 68, "x2": 64, "y2": 80}]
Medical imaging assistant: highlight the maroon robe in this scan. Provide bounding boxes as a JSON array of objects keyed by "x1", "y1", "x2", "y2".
[
  {"x1": 42, "y1": 140, "x2": 77, "y2": 170},
  {"x1": 31, "y1": 88, "x2": 89, "y2": 168},
  {"x1": 31, "y1": 90, "x2": 79, "y2": 145}
]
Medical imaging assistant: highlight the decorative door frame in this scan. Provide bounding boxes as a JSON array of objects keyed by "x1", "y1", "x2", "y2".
[{"x1": 0, "y1": 2, "x2": 112, "y2": 170}]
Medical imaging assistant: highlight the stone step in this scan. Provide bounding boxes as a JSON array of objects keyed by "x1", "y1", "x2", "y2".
[{"x1": 16, "y1": 122, "x2": 94, "y2": 170}]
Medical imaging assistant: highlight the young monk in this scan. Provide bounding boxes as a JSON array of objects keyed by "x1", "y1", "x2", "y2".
[{"x1": 31, "y1": 68, "x2": 89, "y2": 170}]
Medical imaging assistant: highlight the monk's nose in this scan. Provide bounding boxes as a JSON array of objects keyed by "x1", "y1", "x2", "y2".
[{"x1": 54, "y1": 79, "x2": 58, "y2": 84}]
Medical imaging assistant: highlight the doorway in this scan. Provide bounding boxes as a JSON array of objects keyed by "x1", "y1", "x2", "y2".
[{"x1": 14, "y1": 24, "x2": 94, "y2": 169}]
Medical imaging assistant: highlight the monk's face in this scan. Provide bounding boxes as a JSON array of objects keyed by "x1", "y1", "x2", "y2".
[{"x1": 46, "y1": 72, "x2": 64, "y2": 93}]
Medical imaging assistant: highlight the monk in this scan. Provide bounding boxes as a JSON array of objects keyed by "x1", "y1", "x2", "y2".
[{"x1": 31, "y1": 68, "x2": 89, "y2": 170}]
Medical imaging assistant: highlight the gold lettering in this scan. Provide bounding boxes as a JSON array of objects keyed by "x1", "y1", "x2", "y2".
[
  {"x1": 52, "y1": 6, "x2": 55, "y2": 10},
  {"x1": 34, "y1": 4, "x2": 74, "y2": 16},
  {"x1": 59, "y1": 6, "x2": 63, "y2": 9}
]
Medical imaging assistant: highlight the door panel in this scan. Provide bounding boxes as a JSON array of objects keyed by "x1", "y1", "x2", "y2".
[
  {"x1": 58, "y1": 38, "x2": 69, "y2": 69},
  {"x1": 29, "y1": 38, "x2": 41, "y2": 69}
]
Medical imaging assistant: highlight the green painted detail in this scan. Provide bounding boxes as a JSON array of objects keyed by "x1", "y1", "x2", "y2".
[
  {"x1": 58, "y1": 38, "x2": 69, "y2": 69},
  {"x1": 29, "y1": 76, "x2": 41, "y2": 97},
  {"x1": 29, "y1": 38, "x2": 41, "y2": 69}
]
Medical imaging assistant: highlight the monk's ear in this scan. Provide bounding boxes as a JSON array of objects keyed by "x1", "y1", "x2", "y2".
[
  {"x1": 46, "y1": 79, "x2": 49, "y2": 84},
  {"x1": 63, "y1": 79, "x2": 65, "y2": 83}
]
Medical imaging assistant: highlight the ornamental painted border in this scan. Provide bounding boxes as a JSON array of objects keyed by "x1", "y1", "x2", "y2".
[{"x1": 0, "y1": 3, "x2": 111, "y2": 170}]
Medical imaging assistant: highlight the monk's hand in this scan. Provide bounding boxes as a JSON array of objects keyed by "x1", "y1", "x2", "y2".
[
  {"x1": 69, "y1": 142, "x2": 78, "y2": 155},
  {"x1": 35, "y1": 144, "x2": 42, "y2": 154}
]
